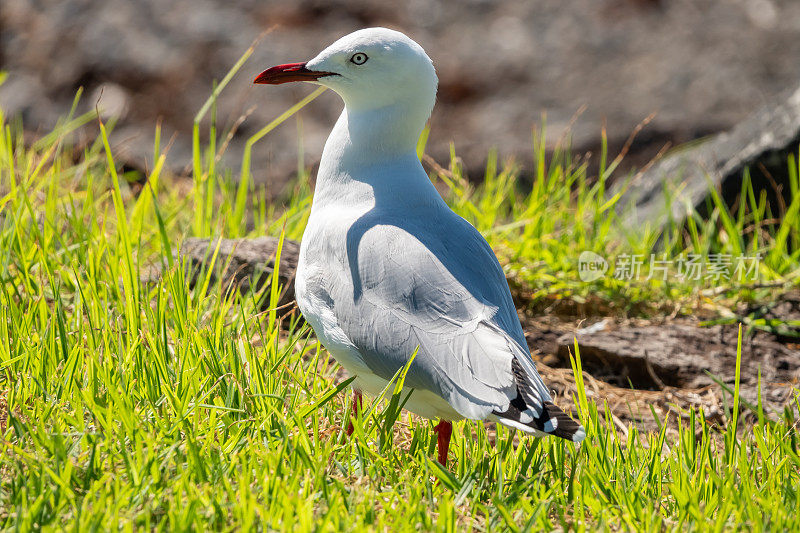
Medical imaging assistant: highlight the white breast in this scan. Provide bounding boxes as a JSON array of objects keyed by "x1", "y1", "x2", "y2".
[
  {"x1": 295, "y1": 210, "x2": 463, "y2": 422},
  {"x1": 295, "y1": 209, "x2": 370, "y2": 374}
]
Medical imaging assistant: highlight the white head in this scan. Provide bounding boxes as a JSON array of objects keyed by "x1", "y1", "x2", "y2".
[{"x1": 255, "y1": 28, "x2": 438, "y2": 150}]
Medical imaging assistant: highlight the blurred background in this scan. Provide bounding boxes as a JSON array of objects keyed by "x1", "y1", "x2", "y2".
[{"x1": 2, "y1": 0, "x2": 800, "y2": 191}]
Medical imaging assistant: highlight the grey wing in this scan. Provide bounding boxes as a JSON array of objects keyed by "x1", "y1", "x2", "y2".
[{"x1": 334, "y1": 210, "x2": 551, "y2": 420}]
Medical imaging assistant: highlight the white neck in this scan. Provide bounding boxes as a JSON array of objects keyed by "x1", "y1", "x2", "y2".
[
  {"x1": 311, "y1": 99, "x2": 439, "y2": 210},
  {"x1": 333, "y1": 98, "x2": 429, "y2": 162}
]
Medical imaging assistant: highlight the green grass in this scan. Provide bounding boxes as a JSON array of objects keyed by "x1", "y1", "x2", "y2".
[
  {"x1": 1, "y1": 52, "x2": 800, "y2": 531},
  {"x1": 436, "y1": 138, "x2": 800, "y2": 319}
]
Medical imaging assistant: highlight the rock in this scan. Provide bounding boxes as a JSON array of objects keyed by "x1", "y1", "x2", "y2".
[
  {"x1": 3, "y1": 0, "x2": 800, "y2": 186},
  {"x1": 144, "y1": 236, "x2": 301, "y2": 311},
  {"x1": 617, "y1": 85, "x2": 800, "y2": 228},
  {"x1": 91, "y1": 83, "x2": 131, "y2": 121},
  {"x1": 557, "y1": 322, "x2": 800, "y2": 412}
]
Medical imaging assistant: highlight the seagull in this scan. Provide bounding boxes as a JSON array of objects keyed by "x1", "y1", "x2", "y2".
[{"x1": 254, "y1": 27, "x2": 585, "y2": 466}]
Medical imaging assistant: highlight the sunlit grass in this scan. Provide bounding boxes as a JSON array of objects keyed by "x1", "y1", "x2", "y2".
[
  {"x1": 432, "y1": 136, "x2": 800, "y2": 320},
  {"x1": 1, "y1": 50, "x2": 799, "y2": 530}
]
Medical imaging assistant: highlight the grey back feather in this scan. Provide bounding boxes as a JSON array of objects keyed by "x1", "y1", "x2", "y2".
[{"x1": 312, "y1": 203, "x2": 553, "y2": 419}]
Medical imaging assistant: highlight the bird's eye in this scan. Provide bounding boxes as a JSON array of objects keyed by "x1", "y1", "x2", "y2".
[{"x1": 350, "y1": 53, "x2": 368, "y2": 65}]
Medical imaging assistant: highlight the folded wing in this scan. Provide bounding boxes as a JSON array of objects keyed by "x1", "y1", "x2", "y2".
[{"x1": 328, "y1": 209, "x2": 584, "y2": 441}]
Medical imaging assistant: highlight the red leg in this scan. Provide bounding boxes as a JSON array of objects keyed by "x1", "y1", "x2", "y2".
[
  {"x1": 434, "y1": 420, "x2": 453, "y2": 467},
  {"x1": 346, "y1": 390, "x2": 363, "y2": 436}
]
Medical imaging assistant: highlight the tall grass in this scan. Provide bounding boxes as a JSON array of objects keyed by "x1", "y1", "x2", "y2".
[
  {"x1": 1, "y1": 53, "x2": 799, "y2": 530},
  {"x1": 434, "y1": 136, "x2": 800, "y2": 318}
]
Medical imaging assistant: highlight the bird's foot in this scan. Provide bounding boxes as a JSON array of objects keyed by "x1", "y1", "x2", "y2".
[
  {"x1": 433, "y1": 420, "x2": 452, "y2": 467},
  {"x1": 345, "y1": 390, "x2": 363, "y2": 436}
]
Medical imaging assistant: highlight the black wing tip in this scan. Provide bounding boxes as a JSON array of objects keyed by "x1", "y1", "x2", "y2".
[
  {"x1": 493, "y1": 359, "x2": 586, "y2": 442},
  {"x1": 543, "y1": 401, "x2": 586, "y2": 443},
  {"x1": 494, "y1": 399, "x2": 585, "y2": 442}
]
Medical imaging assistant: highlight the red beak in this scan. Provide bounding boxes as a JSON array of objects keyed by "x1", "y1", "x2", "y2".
[{"x1": 253, "y1": 62, "x2": 336, "y2": 85}]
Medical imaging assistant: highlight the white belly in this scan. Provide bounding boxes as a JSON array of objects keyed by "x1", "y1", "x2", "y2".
[
  {"x1": 345, "y1": 370, "x2": 462, "y2": 421},
  {"x1": 295, "y1": 222, "x2": 462, "y2": 422}
]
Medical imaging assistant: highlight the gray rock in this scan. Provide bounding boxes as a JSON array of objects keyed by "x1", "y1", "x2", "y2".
[
  {"x1": 617, "y1": 85, "x2": 800, "y2": 227},
  {"x1": 143, "y1": 236, "x2": 300, "y2": 311}
]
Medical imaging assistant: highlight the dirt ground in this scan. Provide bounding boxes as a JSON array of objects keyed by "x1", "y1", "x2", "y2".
[{"x1": 524, "y1": 308, "x2": 800, "y2": 435}]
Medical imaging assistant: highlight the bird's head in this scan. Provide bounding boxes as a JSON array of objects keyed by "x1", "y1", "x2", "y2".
[{"x1": 254, "y1": 28, "x2": 438, "y2": 117}]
